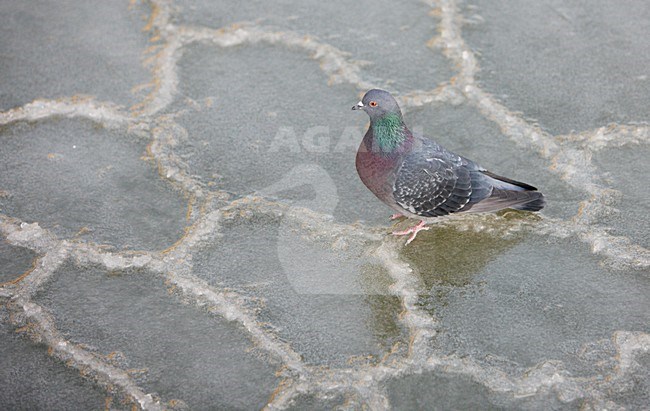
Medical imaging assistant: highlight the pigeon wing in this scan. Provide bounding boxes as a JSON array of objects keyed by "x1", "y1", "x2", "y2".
[{"x1": 393, "y1": 150, "x2": 472, "y2": 217}]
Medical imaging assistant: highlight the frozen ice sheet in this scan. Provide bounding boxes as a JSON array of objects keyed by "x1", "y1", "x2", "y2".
[
  {"x1": 192, "y1": 218, "x2": 404, "y2": 366},
  {"x1": 0, "y1": 238, "x2": 36, "y2": 284},
  {"x1": 34, "y1": 262, "x2": 279, "y2": 409},
  {"x1": 1, "y1": 0, "x2": 648, "y2": 408},
  {"x1": 0, "y1": 311, "x2": 107, "y2": 410},
  {"x1": 593, "y1": 145, "x2": 650, "y2": 249},
  {"x1": 176, "y1": 0, "x2": 453, "y2": 92},
  {"x1": 386, "y1": 370, "x2": 578, "y2": 411},
  {"x1": 464, "y1": 0, "x2": 650, "y2": 135},
  {"x1": 0, "y1": 119, "x2": 187, "y2": 250},
  {"x1": 428, "y1": 235, "x2": 650, "y2": 370},
  {"x1": 0, "y1": 0, "x2": 151, "y2": 110}
]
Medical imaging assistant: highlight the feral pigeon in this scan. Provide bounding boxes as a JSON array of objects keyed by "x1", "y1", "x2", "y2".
[{"x1": 353, "y1": 89, "x2": 545, "y2": 244}]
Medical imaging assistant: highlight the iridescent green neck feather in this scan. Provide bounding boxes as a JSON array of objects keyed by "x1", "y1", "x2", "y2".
[{"x1": 371, "y1": 113, "x2": 408, "y2": 152}]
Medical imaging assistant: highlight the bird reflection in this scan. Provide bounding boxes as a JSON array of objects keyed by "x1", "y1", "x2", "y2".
[{"x1": 399, "y1": 211, "x2": 535, "y2": 313}]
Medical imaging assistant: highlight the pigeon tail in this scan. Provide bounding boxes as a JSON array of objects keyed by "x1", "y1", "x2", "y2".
[
  {"x1": 511, "y1": 192, "x2": 546, "y2": 211},
  {"x1": 465, "y1": 188, "x2": 545, "y2": 213}
]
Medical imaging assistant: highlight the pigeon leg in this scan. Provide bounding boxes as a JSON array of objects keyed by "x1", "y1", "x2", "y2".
[
  {"x1": 392, "y1": 220, "x2": 430, "y2": 244},
  {"x1": 389, "y1": 213, "x2": 405, "y2": 220}
]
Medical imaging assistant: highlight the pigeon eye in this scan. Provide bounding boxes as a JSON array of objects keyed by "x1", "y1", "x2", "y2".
[{"x1": 369, "y1": 101, "x2": 378, "y2": 107}]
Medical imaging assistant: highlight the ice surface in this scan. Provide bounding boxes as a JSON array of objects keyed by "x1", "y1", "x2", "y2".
[
  {"x1": 0, "y1": 119, "x2": 187, "y2": 250},
  {"x1": 176, "y1": 0, "x2": 454, "y2": 92},
  {"x1": 0, "y1": 238, "x2": 36, "y2": 284},
  {"x1": 593, "y1": 145, "x2": 650, "y2": 248},
  {"x1": 610, "y1": 352, "x2": 650, "y2": 408},
  {"x1": 0, "y1": 310, "x2": 107, "y2": 410},
  {"x1": 192, "y1": 218, "x2": 404, "y2": 366},
  {"x1": 429, "y1": 236, "x2": 650, "y2": 369},
  {"x1": 0, "y1": 0, "x2": 648, "y2": 409},
  {"x1": 386, "y1": 370, "x2": 578, "y2": 410},
  {"x1": 464, "y1": 0, "x2": 650, "y2": 135},
  {"x1": 0, "y1": 0, "x2": 151, "y2": 111},
  {"x1": 34, "y1": 262, "x2": 279, "y2": 409}
]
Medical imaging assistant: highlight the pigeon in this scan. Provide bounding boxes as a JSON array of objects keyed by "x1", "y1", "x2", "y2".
[{"x1": 352, "y1": 89, "x2": 545, "y2": 244}]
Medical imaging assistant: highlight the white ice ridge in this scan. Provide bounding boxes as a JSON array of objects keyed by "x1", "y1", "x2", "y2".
[
  {"x1": 0, "y1": 96, "x2": 130, "y2": 128},
  {"x1": 0, "y1": 0, "x2": 648, "y2": 408},
  {"x1": 556, "y1": 124, "x2": 650, "y2": 151}
]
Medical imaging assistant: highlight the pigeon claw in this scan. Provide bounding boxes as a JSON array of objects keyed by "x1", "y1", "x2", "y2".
[
  {"x1": 392, "y1": 220, "x2": 429, "y2": 245},
  {"x1": 389, "y1": 213, "x2": 405, "y2": 221}
]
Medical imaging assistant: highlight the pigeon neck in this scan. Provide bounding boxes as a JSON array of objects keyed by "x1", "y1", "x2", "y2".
[{"x1": 371, "y1": 112, "x2": 410, "y2": 153}]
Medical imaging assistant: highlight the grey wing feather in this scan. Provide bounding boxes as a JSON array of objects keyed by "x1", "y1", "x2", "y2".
[
  {"x1": 393, "y1": 142, "x2": 545, "y2": 218},
  {"x1": 393, "y1": 146, "x2": 472, "y2": 217}
]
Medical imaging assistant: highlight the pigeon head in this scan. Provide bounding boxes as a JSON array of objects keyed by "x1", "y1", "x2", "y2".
[
  {"x1": 352, "y1": 89, "x2": 402, "y2": 120},
  {"x1": 353, "y1": 89, "x2": 411, "y2": 153}
]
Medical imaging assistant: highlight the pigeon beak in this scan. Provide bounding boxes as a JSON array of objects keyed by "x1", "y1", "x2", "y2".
[{"x1": 352, "y1": 101, "x2": 364, "y2": 110}]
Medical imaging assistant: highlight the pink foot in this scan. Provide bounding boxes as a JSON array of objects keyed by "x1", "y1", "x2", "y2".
[
  {"x1": 392, "y1": 220, "x2": 430, "y2": 245},
  {"x1": 389, "y1": 213, "x2": 405, "y2": 220}
]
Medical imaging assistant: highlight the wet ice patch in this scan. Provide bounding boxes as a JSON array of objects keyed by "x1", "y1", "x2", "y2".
[
  {"x1": 0, "y1": 314, "x2": 107, "y2": 410},
  {"x1": 431, "y1": 236, "x2": 650, "y2": 370},
  {"x1": 192, "y1": 216, "x2": 404, "y2": 366},
  {"x1": 0, "y1": 0, "x2": 151, "y2": 111},
  {"x1": 33, "y1": 261, "x2": 279, "y2": 409},
  {"x1": 0, "y1": 119, "x2": 187, "y2": 250},
  {"x1": 175, "y1": 0, "x2": 453, "y2": 92},
  {"x1": 0, "y1": 238, "x2": 37, "y2": 284},
  {"x1": 463, "y1": 0, "x2": 650, "y2": 134}
]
